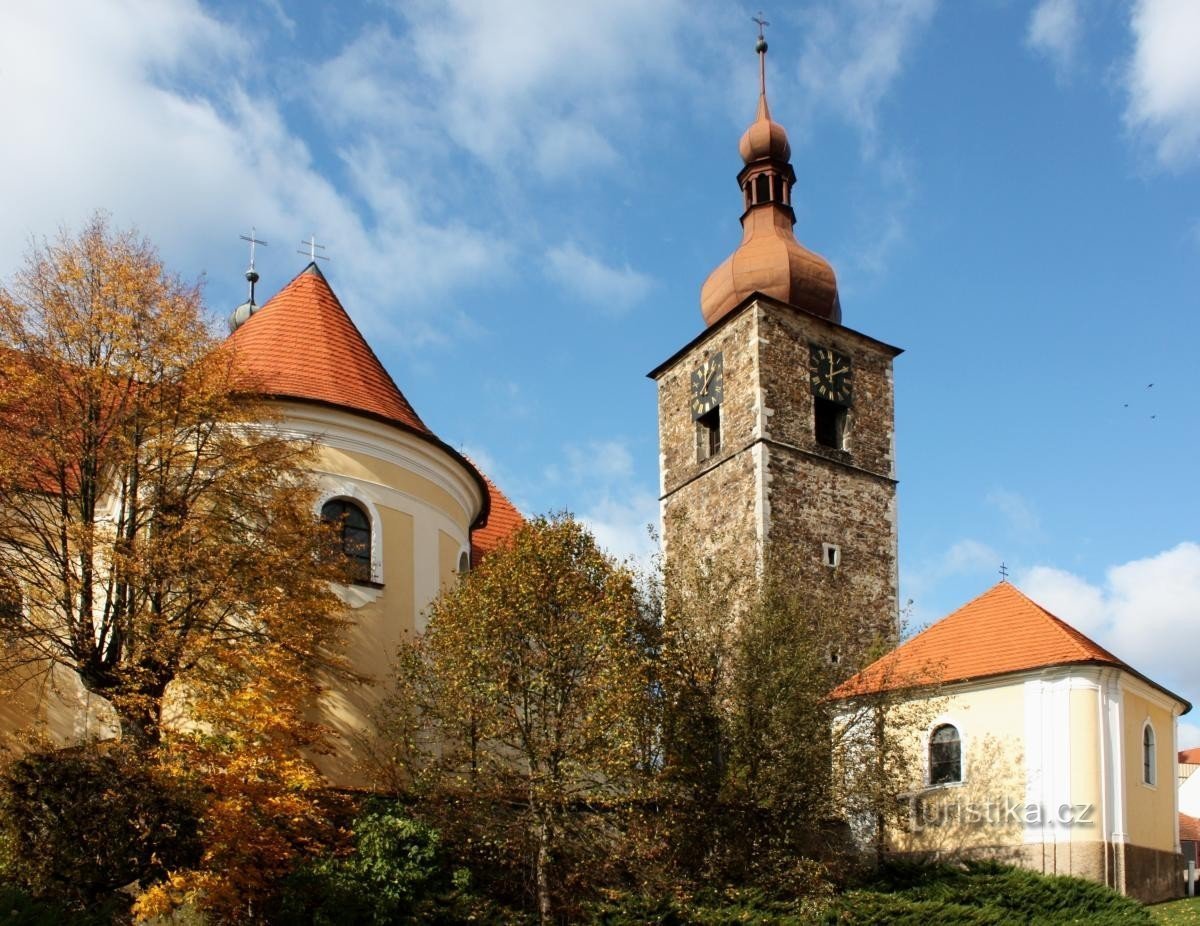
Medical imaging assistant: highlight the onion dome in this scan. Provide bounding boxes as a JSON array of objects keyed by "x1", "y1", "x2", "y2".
[
  {"x1": 738, "y1": 93, "x2": 790, "y2": 164},
  {"x1": 700, "y1": 34, "x2": 841, "y2": 327},
  {"x1": 228, "y1": 267, "x2": 260, "y2": 332}
]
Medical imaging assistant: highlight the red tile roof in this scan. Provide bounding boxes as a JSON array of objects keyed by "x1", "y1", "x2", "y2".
[
  {"x1": 470, "y1": 471, "x2": 523, "y2": 566},
  {"x1": 830, "y1": 582, "x2": 1188, "y2": 709},
  {"x1": 226, "y1": 264, "x2": 428, "y2": 434},
  {"x1": 1181, "y1": 748, "x2": 1200, "y2": 765},
  {"x1": 1181, "y1": 814, "x2": 1200, "y2": 843}
]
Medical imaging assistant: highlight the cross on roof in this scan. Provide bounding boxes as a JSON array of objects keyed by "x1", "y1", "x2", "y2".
[
  {"x1": 999, "y1": 562, "x2": 1009, "y2": 582},
  {"x1": 298, "y1": 234, "x2": 329, "y2": 263},
  {"x1": 753, "y1": 12, "x2": 769, "y2": 39},
  {"x1": 240, "y1": 227, "x2": 268, "y2": 270}
]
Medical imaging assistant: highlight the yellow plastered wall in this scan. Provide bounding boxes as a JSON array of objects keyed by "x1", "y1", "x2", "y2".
[
  {"x1": 438, "y1": 529, "x2": 461, "y2": 592},
  {"x1": 888, "y1": 681, "x2": 1027, "y2": 854},
  {"x1": 1122, "y1": 686, "x2": 1177, "y2": 853},
  {"x1": 1068, "y1": 685, "x2": 1102, "y2": 846}
]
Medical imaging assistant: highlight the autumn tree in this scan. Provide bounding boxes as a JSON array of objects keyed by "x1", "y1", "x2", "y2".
[
  {"x1": 382, "y1": 514, "x2": 655, "y2": 924},
  {"x1": 0, "y1": 213, "x2": 350, "y2": 746},
  {"x1": 651, "y1": 529, "x2": 930, "y2": 890}
]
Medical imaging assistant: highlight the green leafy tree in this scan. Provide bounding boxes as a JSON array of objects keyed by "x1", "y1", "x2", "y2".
[{"x1": 382, "y1": 514, "x2": 654, "y2": 924}]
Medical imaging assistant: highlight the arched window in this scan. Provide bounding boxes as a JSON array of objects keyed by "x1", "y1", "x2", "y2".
[
  {"x1": 1143, "y1": 723, "x2": 1156, "y2": 785},
  {"x1": 929, "y1": 724, "x2": 962, "y2": 785},
  {"x1": 321, "y1": 498, "x2": 372, "y2": 582}
]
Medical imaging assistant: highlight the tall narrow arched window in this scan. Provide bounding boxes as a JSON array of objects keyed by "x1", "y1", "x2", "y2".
[
  {"x1": 321, "y1": 498, "x2": 372, "y2": 582},
  {"x1": 1143, "y1": 723, "x2": 1156, "y2": 785},
  {"x1": 929, "y1": 724, "x2": 962, "y2": 785}
]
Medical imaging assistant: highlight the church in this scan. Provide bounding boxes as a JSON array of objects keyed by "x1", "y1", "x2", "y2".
[{"x1": 0, "y1": 29, "x2": 1188, "y2": 902}]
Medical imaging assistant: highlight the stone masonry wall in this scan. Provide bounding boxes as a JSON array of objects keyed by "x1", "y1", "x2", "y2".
[
  {"x1": 655, "y1": 296, "x2": 900, "y2": 665},
  {"x1": 658, "y1": 306, "x2": 762, "y2": 576}
]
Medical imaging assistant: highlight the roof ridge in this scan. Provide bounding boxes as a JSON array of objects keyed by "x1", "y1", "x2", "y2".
[
  {"x1": 1003, "y1": 581, "x2": 1123, "y2": 664},
  {"x1": 1000, "y1": 582, "x2": 1097, "y2": 661}
]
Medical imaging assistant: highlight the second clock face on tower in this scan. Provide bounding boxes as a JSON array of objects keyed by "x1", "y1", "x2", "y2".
[
  {"x1": 690, "y1": 352, "x2": 724, "y2": 419},
  {"x1": 809, "y1": 344, "x2": 853, "y2": 406}
]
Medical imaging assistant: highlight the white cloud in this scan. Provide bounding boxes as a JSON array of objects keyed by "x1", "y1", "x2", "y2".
[
  {"x1": 1026, "y1": 0, "x2": 1082, "y2": 76},
  {"x1": 316, "y1": 0, "x2": 694, "y2": 181},
  {"x1": 1019, "y1": 542, "x2": 1200, "y2": 708},
  {"x1": 986, "y1": 488, "x2": 1042, "y2": 537},
  {"x1": 0, "y1": 1, "x2": 512, "y2": 345},
  {"x1": 579, "y1": 490, "x2": 660, "y2": 568},
  {"x1": 1123, "y1": 0, "x2": 1200, "y2": 167},
  {"x1": 795, "y1": 0, "x2": 939, "y2": 151},
  {"x1": 543, "y1": 243, "x2": 653, "y2": 313},
  {"x1": 537, "y1": 438, "x2": 658, "y2": 566}
]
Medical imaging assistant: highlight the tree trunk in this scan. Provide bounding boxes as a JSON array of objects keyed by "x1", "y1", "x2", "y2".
[{"x1": 535, "y1": 806, "x2": 552, "y2": 925}]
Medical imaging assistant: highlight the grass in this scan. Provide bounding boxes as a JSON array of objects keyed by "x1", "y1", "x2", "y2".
[{"x1": 1151, "y1": 896, "x2": 1200, "y2": 925}]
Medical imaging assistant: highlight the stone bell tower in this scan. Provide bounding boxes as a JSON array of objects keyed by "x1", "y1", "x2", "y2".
[{"x1": 648, "y1": 31, "x2": 901, "y2": 653}]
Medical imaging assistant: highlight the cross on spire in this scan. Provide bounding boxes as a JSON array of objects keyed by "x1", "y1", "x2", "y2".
[
  {"x1": 753, "y1": 12, "x2": 770, "y2": 98},
  {"x1": 240, "y1": 227, "x2": 268, "y2": 271},
  {"x1": 999, "y1": 562, "x2": 1009, "y2": 582},
  {"x1": 298, "y1": 234, "x2": 329, "y2": 263}
]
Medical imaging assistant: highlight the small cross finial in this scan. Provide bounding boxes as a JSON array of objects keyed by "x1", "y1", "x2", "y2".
[
  {"x1": 753, "y1": 12, "x2": 770, "y2": 41},
  {"x1": 240, "y1": 227, "x2": 268, "y2": 271},
  {"x1": 999, "y1": 562, "x2": 1009, "y2": 582},
  {"x1": 298, "y1": 234, "x2": 329, "y2": 263},
  {"x1": 752, "y1": 13, "x2": 769, "y2": 96}
]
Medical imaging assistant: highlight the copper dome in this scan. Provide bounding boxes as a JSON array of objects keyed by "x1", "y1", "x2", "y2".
[
  {"x1": 738, "y1": 95, "x2": 791, "y2": 164},
  {"x1": 700, "y1": 208, "x2": 840, "y2": 326},
  {"x1": 699, "y1": 40, "x2": 841, "y2": 328}
]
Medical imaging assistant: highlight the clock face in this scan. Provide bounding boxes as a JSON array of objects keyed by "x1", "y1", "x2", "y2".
[
  {"x1": 809, "y1": 344, "x2": 853, "y2": 406},
  {"x1": 690, "y1": 352, "x2": 724, "y2": 419}
]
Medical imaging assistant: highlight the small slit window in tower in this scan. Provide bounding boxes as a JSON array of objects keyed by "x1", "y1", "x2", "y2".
[
  {"x1": 822, "y1": 543, "x2": 841, "y2": 568},
  {"x1": 814, "y1": 398, "x2": 847, "y2": 450},
  {"x1": 743, "y1": 182, "x2": 751, "y2": 210},
  {"x1": 754, "y1": 173, "x2": 770, "y2": 205},
  {"x1": 697, "y1": 406, "x2": 721, "y2": 461}
]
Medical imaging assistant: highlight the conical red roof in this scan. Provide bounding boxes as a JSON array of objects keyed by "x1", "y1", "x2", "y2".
[{"x1": 226, "y1": 264, "x2": 427, "y2": 433}]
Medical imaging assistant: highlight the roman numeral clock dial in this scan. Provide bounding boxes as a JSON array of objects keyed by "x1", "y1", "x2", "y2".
[
  {"x1": 690, "y1": 352, "x2": 724, "y2": 419},
  {"x1": 809, "y1": 344, "x2": 853, "y2": 405}
]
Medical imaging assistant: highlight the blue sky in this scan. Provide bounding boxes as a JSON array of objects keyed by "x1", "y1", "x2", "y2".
[{"x1": 2, "y1": 1, "x2": 1198, "y2": 744}]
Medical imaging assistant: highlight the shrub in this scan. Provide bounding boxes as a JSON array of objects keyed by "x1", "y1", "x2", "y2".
[
  {"x1": 276, "y1": 799, "x2": 480, "y2": 925},
  {"x1": 823, "y1": 860, "x2": 1154, "y2": 925},
  {"x1": 0, "y1": 745, "x2": 199, "y2": 912}
]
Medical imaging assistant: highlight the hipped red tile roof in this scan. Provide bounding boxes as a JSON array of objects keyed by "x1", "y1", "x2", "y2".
[
  {"x1": 226, "y1": 264, "x2": 428, "y2": 434},
  {"x1": 1181, "y1": 814, "x2": 1200, "y2": 843},
  {"x1": 1181, "y1": 748, "x2": 1200, "y2": 765},
  {"x1": 470, "y1": 471, "x2": 523, "y2": 566},
  {"x1": 830, "y1": 582, "x2": 1188, "y2": 710}
]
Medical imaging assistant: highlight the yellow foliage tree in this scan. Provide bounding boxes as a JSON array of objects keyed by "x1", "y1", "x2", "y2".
[{"x1": 0, "y1": 213, "x2": 350, "y2": 746}]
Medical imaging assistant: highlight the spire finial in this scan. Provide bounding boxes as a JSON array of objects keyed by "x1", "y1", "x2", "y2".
[
  {"x1": 239, "y1": 227, "x2": 268, "y2": 303},
  {"x1": 753, "y1": 13, "x2": 769, "y2": 95},
  {"x1": 1000, "y1": 562, "x2": 1009, "y2": 582}
]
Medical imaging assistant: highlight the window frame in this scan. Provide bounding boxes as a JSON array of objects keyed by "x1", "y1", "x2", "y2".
[
  {"x1": 316, "y1": 489, "x2": 382, "y2": 587},
  {"x1": 928, "y1": 722, "x2": 963, "y2": 787},
  {"x1": 1142, "y1": 720, "x2": 1157, "y2": 787}
]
